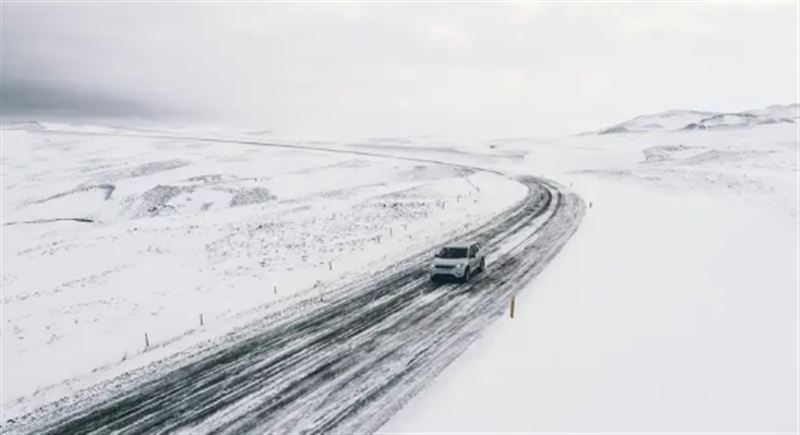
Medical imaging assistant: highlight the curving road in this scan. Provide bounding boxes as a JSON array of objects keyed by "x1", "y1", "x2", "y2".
[{"x1": 10, "y1": 133, "x2": 585, "y2": 434}]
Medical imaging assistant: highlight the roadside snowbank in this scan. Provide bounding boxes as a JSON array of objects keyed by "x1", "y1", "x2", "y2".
[
  {"x1": 382, "y1": 177, "x2": 797, "y2": 433},
  {"x1": 382, "y1": 121, "x2": 798, "y2": 433}
]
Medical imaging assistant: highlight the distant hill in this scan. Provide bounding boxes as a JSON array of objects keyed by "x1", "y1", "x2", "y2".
[{"x1": 592, "y1": 103, "x2": 799, "y2": 134}]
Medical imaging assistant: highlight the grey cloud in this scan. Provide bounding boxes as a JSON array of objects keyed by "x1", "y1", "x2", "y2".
[
  {"x1": 1, "y1": 2, "x2": 797, "y2": 136},
  {"x1": 1, "y1": 76, "x2": 170, "y2": 121}
]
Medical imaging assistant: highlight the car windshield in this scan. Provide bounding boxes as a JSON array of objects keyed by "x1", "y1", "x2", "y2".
[{"x1": 436, "y1": 247, "x2": 468, "y2": 258}]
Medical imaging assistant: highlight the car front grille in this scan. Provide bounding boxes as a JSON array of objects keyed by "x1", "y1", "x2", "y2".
[{"x1": 435, "y1": 265, "x2": 455, "y2": 269}]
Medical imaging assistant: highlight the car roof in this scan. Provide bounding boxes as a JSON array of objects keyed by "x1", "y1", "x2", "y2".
[{"x1": 441, "y1": 242, "x2": 475, "y2": 249}]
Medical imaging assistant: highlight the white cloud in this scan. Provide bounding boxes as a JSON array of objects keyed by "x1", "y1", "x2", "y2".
[{"x1": 1, "y1": 2, "x2": 797, "y2": 137}]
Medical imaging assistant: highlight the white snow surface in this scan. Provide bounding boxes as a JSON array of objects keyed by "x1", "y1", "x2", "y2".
[
  {"x1": 381, "y1": 120, "x2": 799, "y2": 432},
  {"x1": 2, "y1": 107, "x2": 798, "y2": 432},
  {"x1": 0, "y1": 125, "x2": 525, "y2": 417}
]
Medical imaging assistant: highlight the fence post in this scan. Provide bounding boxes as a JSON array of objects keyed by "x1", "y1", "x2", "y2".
[
  {"x1": 145, "y1": 333, "x2": 150, "y2": 348},
  {"x1": 200, "y1": 313, "x2": 204, "y2": 326},
  {"x1": 510, "y1": 296, "x2": 515, "y2": 319},
  {"x1": 274, "y1": 284, "x2": 277, "y2": 295}
]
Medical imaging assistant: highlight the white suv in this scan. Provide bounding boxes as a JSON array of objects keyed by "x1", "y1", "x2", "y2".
[{"x1": 430, "y1": 242, "x2": 486, "y2": 282}]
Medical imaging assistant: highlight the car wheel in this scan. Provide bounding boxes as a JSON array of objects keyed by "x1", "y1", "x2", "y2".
[
  {"x1": 462, "y1": 267, "x2": 471, "y2": 282},
  {"x1": 479, "y1": 258, "x2": 485, "y2": 273}
]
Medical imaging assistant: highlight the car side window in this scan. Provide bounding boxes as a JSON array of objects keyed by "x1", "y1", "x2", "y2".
[{"x1": 469, "y1": 245, "x2": 477, "y2": 257}]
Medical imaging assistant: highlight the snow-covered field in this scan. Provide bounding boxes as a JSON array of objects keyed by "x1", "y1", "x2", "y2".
[
  {"x1": 0, "y1": 124, "x2": 525, "y2": 417},
  {"x1": 382, "y1": 104, "x2": 799, "y2": 432},
  {"x1": 1, "y1": 103, "x2": 797, "y2": 432}
]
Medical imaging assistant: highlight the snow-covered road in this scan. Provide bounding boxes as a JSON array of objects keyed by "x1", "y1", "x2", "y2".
[{"x1": 4, "y1": 134, "x2": 584, "y2": 433}]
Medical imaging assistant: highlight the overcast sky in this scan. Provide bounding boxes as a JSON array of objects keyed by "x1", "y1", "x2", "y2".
[{"x1": 1, "y1": 2, "x2": 798, "y2": 137}]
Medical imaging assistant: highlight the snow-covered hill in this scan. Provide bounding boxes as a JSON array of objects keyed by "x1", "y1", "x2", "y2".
[
  {"x1": 594, "y1": 103, "x2": 799, "y2": 134},
  {"x1": 383, "y1": 105, "x2": 799, "y2": 433},
  {"x1": 0, "y1": 124, "x2": 526, "y2": 416},
  {"x1": 2, "y1": 104, "x2": 797, "y2": 432}
]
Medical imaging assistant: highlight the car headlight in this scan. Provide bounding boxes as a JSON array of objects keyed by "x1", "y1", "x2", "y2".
[{"x1": 454, "y1": 263, "x2": 465, "y2": 269}]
